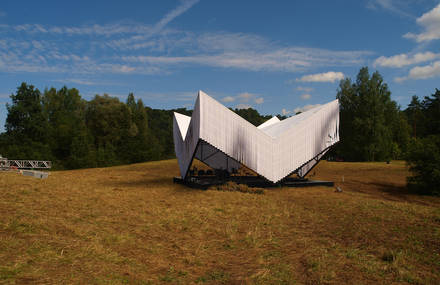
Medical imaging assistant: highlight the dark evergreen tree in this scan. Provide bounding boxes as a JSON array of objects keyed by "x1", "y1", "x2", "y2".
[{"x1": 405, "y1": 89, "x2": 440, "y2": 195}]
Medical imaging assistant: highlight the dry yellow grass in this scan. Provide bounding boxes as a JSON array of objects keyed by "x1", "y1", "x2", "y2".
[{"x1": 0, "y1": 160, "x2": 439, "y2": 284}]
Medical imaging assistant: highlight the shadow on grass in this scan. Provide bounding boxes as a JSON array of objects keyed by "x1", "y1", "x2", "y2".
[
  {"x1": 100, "y1": 175, "x2": 204, "y2": 193},
  {"x1": 350, "y1": 180, "x2": 436, "y2": 205},
  {"x1": 102, "y1": 176, "x2": 173, "y2": 188}
]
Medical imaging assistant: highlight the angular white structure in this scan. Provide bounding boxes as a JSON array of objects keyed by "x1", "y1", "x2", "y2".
[{"x1": 173, "y1": 91, "x2": 339, "y2": 183}]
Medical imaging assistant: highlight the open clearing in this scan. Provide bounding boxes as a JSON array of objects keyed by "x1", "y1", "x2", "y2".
[{"x1": 1, "y1": 160, "x2": 439, "y2": 284}]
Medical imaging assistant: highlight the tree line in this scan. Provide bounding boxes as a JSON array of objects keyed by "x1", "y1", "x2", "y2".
[
  {"x1": 0, "y1": 83, "x2": 192, "y2": 169},
  {"x1": 335, "y1": 67, "x2": 439, "y2": 195},
  {"x1": 0, "y1": 66, "x2": 438, "y2": 195},
  {"x1": 0, "y1": 83, "x2": 281, "y2": 170}
]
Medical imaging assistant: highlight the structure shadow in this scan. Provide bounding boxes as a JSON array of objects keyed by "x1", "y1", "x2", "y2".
[{"x1": 101, "y1": 176, "x2": 174, "y2": 189}]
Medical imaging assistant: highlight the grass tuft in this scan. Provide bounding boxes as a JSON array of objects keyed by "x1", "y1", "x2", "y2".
[{"x1": 210, "y1": 181, "x2": 265, "y2": 194}]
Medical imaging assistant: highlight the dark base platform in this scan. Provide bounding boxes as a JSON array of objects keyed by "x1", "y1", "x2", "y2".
[{"x1": 173, "y1": 176, "x2": 334, "y2": 190}]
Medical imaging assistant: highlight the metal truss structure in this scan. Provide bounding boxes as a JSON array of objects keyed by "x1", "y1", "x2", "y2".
[{"x1": 0, "y1": 157, "x2": 52, "y2": 170}]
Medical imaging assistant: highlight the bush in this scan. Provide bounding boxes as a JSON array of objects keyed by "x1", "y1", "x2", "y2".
[{"x1": 406, "y1": 135, "x2": 440, "y2": 195}]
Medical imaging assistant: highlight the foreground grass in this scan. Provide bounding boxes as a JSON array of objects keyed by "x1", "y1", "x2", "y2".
[{"x1": 0, "y1": 160, "x2": 439, "y2": 284}]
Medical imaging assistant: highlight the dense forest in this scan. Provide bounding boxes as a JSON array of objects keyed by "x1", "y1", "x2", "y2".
[{"x1": 0, "y1": 67, "x2": 439, "y2": 194}]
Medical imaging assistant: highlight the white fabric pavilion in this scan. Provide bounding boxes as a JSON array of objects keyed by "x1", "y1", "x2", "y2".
[{"x1": 173, "y1": 91, "x2": 339, "y2": 183}]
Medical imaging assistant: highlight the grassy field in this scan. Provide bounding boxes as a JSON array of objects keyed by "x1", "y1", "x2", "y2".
[{"x1": 0, "y1": 160, "x2": 439, "y2": 284}]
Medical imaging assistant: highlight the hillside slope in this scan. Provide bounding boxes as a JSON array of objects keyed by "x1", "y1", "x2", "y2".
[{"x1": 1, "y1": 160, "x2": 439, "y2": 284}]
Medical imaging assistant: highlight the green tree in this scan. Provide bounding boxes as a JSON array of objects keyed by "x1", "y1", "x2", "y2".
[
  {"x1": 336, "y1": 67, "x2": 407, "y2": 161},
  {"x1": 42, "y1": 86, "x2": 94, "y2": 168},
  {"x1": 232, "y1": 108, "x2": 272, "y2": 126},
  {"x1": 4, "y1": 82, "x2": 51, "y2": 160},
  {"x1": 85, "y1": 94, "x2": 133, "y2": 165},
  {"x1": 121, "y1": 93, "x2": 154, "y2": 163},
  {"x1": 423, "y1": 88, "x2": 440, "y2": 135},
  {"x1": 405, "y1": 89, "x2": 440, "y2": 195},
  {"x1": 406, "y1": 135, "x2": 440, "y2": 195}
]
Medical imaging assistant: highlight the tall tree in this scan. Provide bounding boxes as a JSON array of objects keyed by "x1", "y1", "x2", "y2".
[
  {"x1": 121, "y1": 93, "x2": 153, "y2": 163},
  {"x1": 423, "y1": 88, "x2": 440, "y2": 135},
  {"x1": 85, "y1": 94, "x2": 133, "y2": 166},
  {"x1": 4, "y1": 82, "x2": 51, "y2": 159},
  {"x1": 42, "y1": 86, "x2": 94, "y2": 168},
  {"x1": 405, "y1": 95, "x2": 426, "y2": 138},
  {"x1": 336, "y1": 67, "x2": 407, "y2": 161}
]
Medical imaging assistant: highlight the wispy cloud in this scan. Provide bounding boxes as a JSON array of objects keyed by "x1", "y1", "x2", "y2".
[
  {"x1": 52, "y1": 78, "x2": 98, "y2": 86},
  {"x1": 296, "y1": 86, "x2": 313, "y2": 92},
  {"x1": 0, "y1": 2, "x2": 370, "y2": 77},
  {"x1": 151, "y1": 0, "x2": 200, "y2": 35},
  {"x1": 374, "y1": 51, "x2": 440, "y2": 67},
  {"x1": 367, "y1": 0, "x2": 415, "y2": 18},
  {"x1": 0, "y1": 10, "x2": 6, "y2": 17},
  {"x1": 296, "y1": 71, "x2": 344, "y2": 83},
  {"x1": 122, "y1": 44, "x2": 369, "y2": 73},
  {"x1": 404, "y1": 3, "x2": 440, "y2": 42}
]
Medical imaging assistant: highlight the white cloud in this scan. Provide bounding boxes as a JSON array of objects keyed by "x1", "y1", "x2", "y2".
[
  {"x1": 222, "y1": 92, "x2": 264, "y2": 106},
  {"x1": 255, "y1": 97, "x2": 264, "y2": 104},
  {"x1": 222, "y1": 96, "x2": 235, "y2": 102},
  {"x1": 297, "y1": 71, "x2": 344, "y2": 83},
  {"x1": 281, "y1": 108, "x2": 291, "y2": 116},
  {"x1": 300, "y1": 93, "x2": 312, "y2": 100},
  {"x1": 296, "y1": 86, "x2": 313, "y2": 92},
  {"x1": 404, "y1": 4, "x2": 440, "y2": 42},
  {"x1": 294, "y1": 104, "x2": 321, "y2": 113},
  {"x1": 408, "y1": 60, "x2": 440, "y2": 79},
  {"x1": 374, "y1": 51, "x2": 440, "y2": 67},
  {"x1": 235, "y1": 103, "x2": 251, "y2": 109},
  {"x1": 237, "y1": 92, "x2": 254, "y2": 102},
  {"x1": 394, "y1": 60, "x2": 440, "y2": 82}
]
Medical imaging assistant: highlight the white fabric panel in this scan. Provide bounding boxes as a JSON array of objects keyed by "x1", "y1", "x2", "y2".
[
  {"x1": 174, "y1": 112, "x2": 191, "y2": 139},
  {"x1": 257, "y1": 116, "x2": 280, "y2": 129},
  {"x1": 173, "y1": 95, "x2": 201, "y2": 178},
  {"x1": 173, "y1": 90, "x2": 339, "y2": 183}
]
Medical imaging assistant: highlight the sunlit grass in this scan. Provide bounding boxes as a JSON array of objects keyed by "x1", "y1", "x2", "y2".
[{"x1": 0, "y1": 160, "x2": 439, "y2": 283}]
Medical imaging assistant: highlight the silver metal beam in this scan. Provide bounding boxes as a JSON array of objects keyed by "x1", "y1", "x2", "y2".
[{"x1": 3, "y1": 159, "x2": 52, "y2": 169}]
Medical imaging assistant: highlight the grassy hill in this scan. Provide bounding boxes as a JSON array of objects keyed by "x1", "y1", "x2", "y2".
[{"x1": 1, "y1": 160, "x2": 439, "y2": 284}]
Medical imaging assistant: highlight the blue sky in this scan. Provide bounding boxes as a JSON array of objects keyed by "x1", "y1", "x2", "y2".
[{"x1": 1, "y1": 0, "x2": 440, "y2": 131}]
